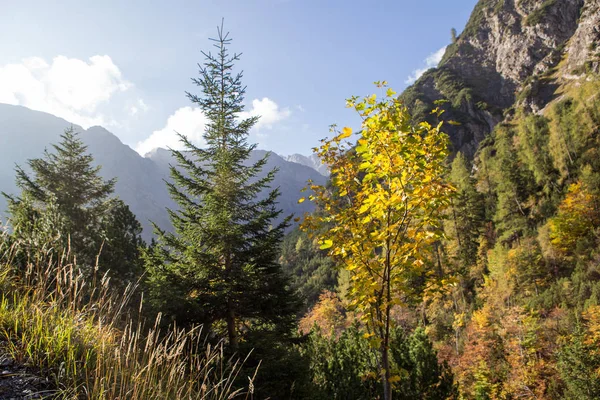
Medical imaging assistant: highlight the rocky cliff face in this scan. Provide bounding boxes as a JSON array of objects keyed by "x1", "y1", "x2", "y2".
[
  {"x1": 401, "y1": 0, "x2": 599, "y2": 156},
  {"x1": 559, "y1": 0, "x2": 600, "y2": 77}
]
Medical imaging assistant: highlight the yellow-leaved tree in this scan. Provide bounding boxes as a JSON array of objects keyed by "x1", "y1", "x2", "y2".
[{"x1": 301, "y1": 82, "x2": 453, "y2": 400}]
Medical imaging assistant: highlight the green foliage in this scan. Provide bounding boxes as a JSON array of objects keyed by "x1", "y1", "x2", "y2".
[
  {"x1": 480, "y1": 124, "x2": 535, "y2": 242},
  {"x1": 238, "y1": 328, "x2": 315, "y2": 399},
  {"x1": 399, "y1": 66, "x2": 493, "y2": 157},
  {"x1": 303, "y1": 324, "x2": 457, "y2": 400},
  {"x1": 100, "y1": 200, "x2": 145, "y2": 286},
  {"x1": 558, "y1": 320, "x2": 600, "y2": 399},
  {"x1": 5, "y1": 127, "x2": 115, "y2": 265},
  {"x1": 146, "y1": 25, "x2": 299, "y2": 350},
  {"x1": 547, "y1": 81, "x2": 600, "y2": 181},
  {"x1": 446, "y1": 153, "x2": 486, "y2": 271},
  {"x1": 441, "y1": 77, "x2": 600, "y2": 399},
  {"x1": 2, "y1": 11, "x2": 600, "y2": 398},
  {"x1": 401, "y1": 67, "x2": 475, "y2": 120},
  {"x1": 279, "y1": 226, "x2": 337, "y2": 310},
  {"x1": 5, "y1": 194, "x2": 68, "y2": 265},
  {"x1": 3, "y1": 128, "x2": 144, "y2": 286},
  {"x1": 516, "y1": 114, "x2": 557, "y2": 190},
  {"x1": 303, "y1": 324, "x2": 380, "y2": 399},
  {"x1": 399, "y1": 327, "x2": 457, "y2": 399}
]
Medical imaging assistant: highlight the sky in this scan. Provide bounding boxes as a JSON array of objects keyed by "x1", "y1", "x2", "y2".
[{"x1": 0, "y1": 0, "x2": 478, "y2": 157}]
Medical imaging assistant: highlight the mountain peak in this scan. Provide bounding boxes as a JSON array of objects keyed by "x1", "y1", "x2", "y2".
[
  {"x1": 284, "y1": 153, "x2": 329, "y2": 176},
  {"x1": 144, "y1": 147, "x2": 171, "y2": 159},
  {"x1": 401, "y1": 0, "x2": 596, "y2": 157}
]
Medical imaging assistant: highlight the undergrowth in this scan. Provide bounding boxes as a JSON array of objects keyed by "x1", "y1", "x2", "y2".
[{"x1": 0, "y1": 231, "x2": 255, "y2": 399}]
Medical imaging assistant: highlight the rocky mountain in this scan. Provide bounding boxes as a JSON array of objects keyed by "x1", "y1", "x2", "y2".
[
  {"x1": 0, "y1": 104, "x2": 326, "y2": 240},
  {"x1": 401, "y1": 0, "x2": 600, "y2": 156},
  {"x1": 284, "y1": 153, "x2": 329, "y2": 176}
]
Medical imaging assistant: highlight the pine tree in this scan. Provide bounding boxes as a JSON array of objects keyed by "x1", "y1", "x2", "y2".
[
  {"x1": 146, "y1": 24, "x2": 298, "y2": 349},
  {"x1": 101, "y1": 200, "x2": 145, "y2": 286},
  {"x1": 446, "y1": 152, "x2": 485, "y2": 271},
  {"x1": 485, "y1": 124, "x2": 534, "y2": 243},
  {"x1": 451, "y1": 28, "x2": 458, "y2": 43},
  {"x1": 4, "y1": 127, "x2": 143, "y2": 282}
]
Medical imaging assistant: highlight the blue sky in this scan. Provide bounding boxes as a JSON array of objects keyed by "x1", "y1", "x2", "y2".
[{"x1": 0, "y1": 0, "x2": 478, "y2": 156}]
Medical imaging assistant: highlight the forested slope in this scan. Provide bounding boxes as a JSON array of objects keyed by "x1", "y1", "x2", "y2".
[{"x1": 286, "y1": 0, "x2": 600, "y2": 397}]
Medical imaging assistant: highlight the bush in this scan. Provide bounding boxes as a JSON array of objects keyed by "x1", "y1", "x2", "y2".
[{"x1": 302, "y1": 324, "x2": 457, "y2": 400}]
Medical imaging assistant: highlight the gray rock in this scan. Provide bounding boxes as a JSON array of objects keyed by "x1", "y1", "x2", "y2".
[{"x1": 402, "y1": 0, "x2": 597, "y2": 157}]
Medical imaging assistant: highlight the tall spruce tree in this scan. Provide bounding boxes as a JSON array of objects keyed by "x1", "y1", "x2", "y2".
[
  {"x1": 446, "y1": 152, "x2": 485, "y2": 271},
  {"x1": 4, "y1": 127, "x2": 143, "y2": 282},
  {"x1": 146, "y1": 25, "x2": 298, "y2": 348}
]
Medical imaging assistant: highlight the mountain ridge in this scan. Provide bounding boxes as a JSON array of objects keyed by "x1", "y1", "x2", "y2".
[{"x1": 0, "y1": 103, "x2": 326, "y2": 240}]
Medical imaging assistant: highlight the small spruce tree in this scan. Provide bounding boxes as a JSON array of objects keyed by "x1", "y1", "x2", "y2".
[
  {"x1": 4, "y1": 127, "x2": 143, "y2": 282},
  {"x1": 451, "y1": 28, "x2": 458, "y2": 43}
]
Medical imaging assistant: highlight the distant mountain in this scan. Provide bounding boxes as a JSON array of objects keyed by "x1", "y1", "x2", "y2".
[
  {"x1": 0, "y1": 104, "x2": 326, "y2": 240},
  {"x1": 284, "y1": 153, "x2": 329, "y2": 176}
]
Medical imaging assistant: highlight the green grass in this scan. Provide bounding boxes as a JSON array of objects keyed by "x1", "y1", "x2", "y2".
[{"x1": 0, "y1": 234, "x2": 255, "y2": 399}]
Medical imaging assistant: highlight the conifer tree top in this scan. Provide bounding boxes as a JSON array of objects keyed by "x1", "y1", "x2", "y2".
[
  {"x1": 7, "y1": 126, "x2": 115, "y2": 212},
  {"x1": 186, "y1": 21, "x2": 258, "y2": 154}
]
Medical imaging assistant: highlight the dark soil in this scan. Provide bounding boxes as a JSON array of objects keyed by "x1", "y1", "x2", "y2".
[{"x1": 0, "y1": 354, "x2": 54, "y2": 400}]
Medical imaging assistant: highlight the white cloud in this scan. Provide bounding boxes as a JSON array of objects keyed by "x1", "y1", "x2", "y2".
[
  {"x1": 135, "y1": 106, "x2": 209, "y2": 156},
  {"x1": 137, "y1": 97, "x2": 291, "y2": 155},
  {"x1": 138, "y1": 99, "x2": 149, "y2": 112},
  {"x1": 129, "y1": 98, "x2": 149, "y2": 116},
  {"x1": 240, "y1": 97, "x2": 291, "y2": 130},
  {"x1": 405, "y1": 46, "x2": 447, "y2": 84},
  {"x1": 0, "y1": 55, "x2": 132, "y2": 128}
]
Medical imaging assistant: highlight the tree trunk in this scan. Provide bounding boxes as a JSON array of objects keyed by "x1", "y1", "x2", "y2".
[
  {"x1": 227, "y1": 298, "x2": 238, "y2": 350},
  {"x1": 450, "y1": 199, "x2": 462, "y2": 251},
  {"x1": 382, "y1": 230, "x2": 392, "y2": 400},
  {"x1": 382, "y1": 340, "x2": 392, "y2": 400}
]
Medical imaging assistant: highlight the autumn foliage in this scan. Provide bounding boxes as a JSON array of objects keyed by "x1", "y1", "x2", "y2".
[{"x1": 301, "y1": 83, "x2": 453, "y2": 399}]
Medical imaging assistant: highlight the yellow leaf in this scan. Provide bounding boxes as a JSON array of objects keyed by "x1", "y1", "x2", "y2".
[
  {"x1": 298, "y1": 197, "x2": 305, "y2": 204},
  {"x1": 338, "y1": 126, "x2": 353, "y2": 139},
  {"x1": 319, "y1": 239, "x2": 333, "y2": 250},
  {"x1": 356, "y1": 144, "x2": 368, "y2": 154},
  {"x1": 359, "y1": 161, "x2": 372, "y2": 170}
]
